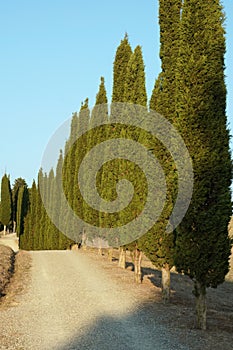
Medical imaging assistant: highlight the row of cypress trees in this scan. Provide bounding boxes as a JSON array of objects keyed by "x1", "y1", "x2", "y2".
[
  {"x1": 149, "y1": 0, "x2": 232, "y2": 329},
  {"x1": 0, "y1": 174, "x2": 12, "y2": 235},
  {"x1": 19, "y1": 35, "x2": 148, "y2": 250},
  {"x1": 0, "y1": 175, "x2": 29, "y2": 236},
  {"x1": 17, "y1": 0, "x2": 232, "y2": 330}
]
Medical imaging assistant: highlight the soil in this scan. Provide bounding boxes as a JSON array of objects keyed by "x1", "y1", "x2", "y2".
[{"x1": 0, "y1": 245, "x2": 15, "y2": 297}]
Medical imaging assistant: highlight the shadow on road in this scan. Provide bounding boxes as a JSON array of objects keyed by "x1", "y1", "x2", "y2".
[{"x1": 53, "y1": 298, "x2": 233, "y2": 350}]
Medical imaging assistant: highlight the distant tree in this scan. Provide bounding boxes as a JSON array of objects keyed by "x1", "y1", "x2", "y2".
[
  {"x1": 12, "y1": 177, "x2": 26, "y2": 233},
  {"x1": 27, "y1": 180, "x2": 37, "y2": 250},
  {"x1": 16, "y1": 184, "x2": 29, "y2": 236},
  {"x1": 52, "y1": 150, "x2": 64, "y2": 250},
  {"x1": 95, "y1": 76, "x2": 108, "y2": 105},
  {"x1": 174, "y1": 0, "x2": 232, "y2": 330},
  {"x1": 0, "y1": 174, "x2": 12, "y2": 235}
]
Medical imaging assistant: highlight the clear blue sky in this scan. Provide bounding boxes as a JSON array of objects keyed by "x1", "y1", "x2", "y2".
[{"x1": 0, "y1": 0, "x2": 232, "y2": 187}]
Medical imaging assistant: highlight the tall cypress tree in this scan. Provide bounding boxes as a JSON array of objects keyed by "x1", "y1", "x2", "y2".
[
  {"x1": 87, "y1": 77, "x2": 109, "y2": 238},
  {"x1": 16, "y1": 184, "x2": 29, "y2": 236},
  {"x1": 18, "y1": 183, "x2": 31, "y2": 250},
  {"x1": 150, "y1": 0, "x2": 181, "y2": 120},
  {"x1": 174, "y1": 0, "x2": 232, "y2": 330},
  {"x1": 27, "y1": 180, "x2": 38, "y2": 250},
  {"x1": 102, "y1": 35, "x2": 133, "y2": 264},
  {"x1": 12, "y1": 178, "x2": 26, "y2": 233},
  {"x1": 63, "y1": 112, "x2": 79, "y2": 209},
  {"x1": 0, "y1": 174, "x2": 12, "y2": 235},
  {"x1": 119, "y1": 45, "x2": 147, "y2": 279},
  {"x1": 37, "y1": 169, "x2": 47, "y2": 249},
  {"x1": 145, "y1": 0, "x2": 182, "y2": 301},
  {"x1": 112, "y1": 33, "x2": 133, "y2": 103},
  {"x1": 68, "y1": 99, "x2": 90, "y2": 247},
  {"x1": 53, "y1": 150, "x2": 64, "y2": 250},
  {"x1": 95, "y1": 76, "x2": 108, "y2": 105},
  {"x1": 124, "y1": 45, "x2": 147, "y2": 107}
]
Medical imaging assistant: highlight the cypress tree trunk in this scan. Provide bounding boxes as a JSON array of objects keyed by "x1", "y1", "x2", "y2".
[
  {"x1": 118, "y1": 246, "x2": 126, "y2": 269},
  {"x1": 194, "y1": 280, "x2": 207, "y2": 330},
  {"x1": 82, "y1": 229, "x2": 87, "y2": 251},
  {"x1": 161, "y1": 263, "x2": 170, "y2": 303},
  {"x1": 134, "y1": 248, "x2": 142, "y2": 283},
  {"x1": 108, "y1": 247, "x2": 113, "y2": 262},
  {"x1": 3, "y1": 225, "x2": 6, "y2": 236}
]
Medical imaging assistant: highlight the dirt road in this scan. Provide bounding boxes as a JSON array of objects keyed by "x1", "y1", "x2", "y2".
[
  {"x1": 0, "y1": 250, "x2": 191, "y2": 350},
  {"x1": 0, "y1": 233, "x2": 19, "y2": 252}
]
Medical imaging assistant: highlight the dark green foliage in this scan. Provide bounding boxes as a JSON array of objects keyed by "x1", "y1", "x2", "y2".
[
  {"x1": 150, "y1": 0, "x2": 181, "y2": 118},
  {"x1": 174, "y1": 0, "x2": 232, "y2": 290},
  {"x1": 16, "y1": 184, "x2": 29, "y2": 236},
  {"x1": 0, "y1": 174, "x2": 12, "y2": 231},
  {"x1": 143, "y1": 0, "x2": 182, "y2": 270},
  {"x1": 72, "y1": 99, "x2": 90, "y2": 239},
  {"x1": 12, "y1": 178, "x2": 26, "y2": 233},
  {"x1": 19, "y1": 182, "x2": 36, "y2": 250}
]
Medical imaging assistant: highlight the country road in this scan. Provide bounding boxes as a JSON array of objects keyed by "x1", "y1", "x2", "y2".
[{"x1": 0, "y1": 250, "x2": 190, "y2": 350}]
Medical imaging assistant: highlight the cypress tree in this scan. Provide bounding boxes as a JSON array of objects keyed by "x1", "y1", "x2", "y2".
[
  {"x1": 63, "y1": 112, "x2": 79, "y2": 209},
  {"x1": 124, "y1": 45, "x2": 147, "y2": 107},
  {"x1": 106, "y1": 35, "x2": 133, "y2": 264},
  {"x1": 74, "y1": 98, "x2": 90, "y2": 246},
  {"x1": 112, "y1": 33, "x2": 133, "y2": 103},
  {"x1": 16, "y1": 184, "x2": 29, "y2": 236},
  {"x1": 87, "y1": 77, "x2": 109, "y2": 241},
  {"x1": 174, "y1": 0, "x2": 232, "y2": 330},
  {"x1": 33, "y1": 178, "x2": 42, "y2": 250},
  {"x1": 142, "y1": 0, "x2": 182, "y2": 299},
  {"x1": 12, "y1": 178, "x2": 26, "y2": 233},
  {"x1": 0, "y1": 174, "x2": 12, "y2": 235},
  {"x1": 53, "y1": 150, "x2": 64, "y2": 250},
  {"x1": 37, "y1": 169, "x2": 47, "y2": 249},
  {"x1": 95, "y1": 76, "x2": 108, "y2": 105},
  {"x1": 46, "y1": 168, "x2": 56, "y2": 250},
  {"x1": 150, "y1": 0, "x2": 181, "y2": 120},
  {"x1": 119, "y1": 45, "x2": 147, "y2": 279},
  {"x1": 18, "y1": 184, "x2": 32, "y2": 250},
  {"x1": 28, "y1": 180, "x2": 37, "y2": 250}
]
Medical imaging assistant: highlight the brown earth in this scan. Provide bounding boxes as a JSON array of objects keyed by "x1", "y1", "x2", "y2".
[
  {"x1": 0, "y1": 246, "x2": 31, "y2": 309},
  {"x1": 0, "y1": 245, "x2": 15, "y2": 297}
]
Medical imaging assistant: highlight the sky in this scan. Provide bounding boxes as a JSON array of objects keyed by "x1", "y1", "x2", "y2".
[{"x1": 0, "y1": 0, "x2": 232, "y2": 187}]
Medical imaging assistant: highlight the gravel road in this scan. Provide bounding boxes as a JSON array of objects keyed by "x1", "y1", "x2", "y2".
[{"x1": 0, "y1": 250, "x2": 190, "y2": 350}]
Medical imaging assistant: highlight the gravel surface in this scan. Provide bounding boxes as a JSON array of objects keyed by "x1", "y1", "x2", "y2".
[{"x1": 0, "y1": 250, "x2": 190, "y2": 350}]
